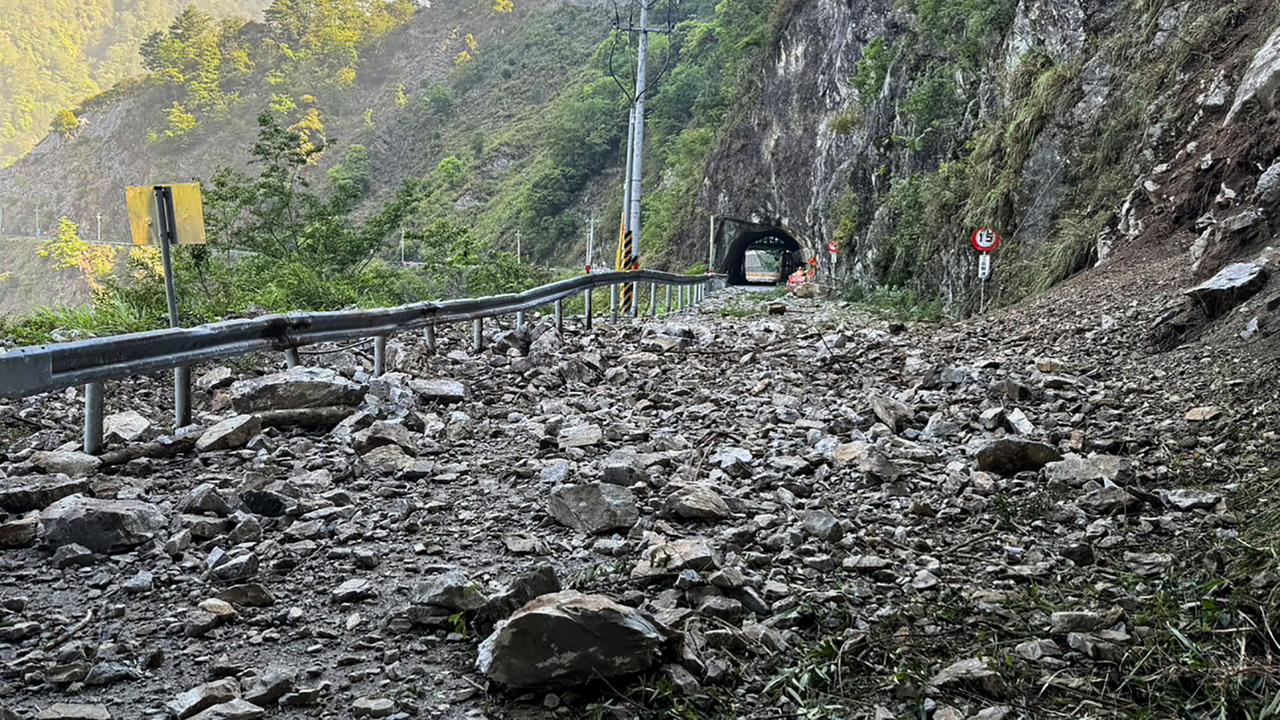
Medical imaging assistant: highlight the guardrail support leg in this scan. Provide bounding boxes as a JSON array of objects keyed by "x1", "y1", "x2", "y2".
[
  {"x1": 584, "y1": 289, "x2": 594, "y2": 330},
  {"x1": 425, "y1": 325, "x2": 436, "y2": 354},
  {"x1": 174, "y1": 366, "x2": 191, "y2": 428},
  {"x1": 516, "y1": 311, "x2": 525, "y2": 331},
  {"x1": 630, "y1": 284, "x2": 639, "y2": 318},
  {"x1": 84, "y1": 382, "x2": 104, "y2": 455},
  {"x1": 649, "y1": 283, "x2": 658, "y2": 317},
  {"x1": 554, "y1": 299, "x2": 564, "y2": 333},
  {"x1": 610, "y1": 285, "x2": 618, "y2": 322},
  {"x1": 285, "y1": 348, "x2": 301, "y2": 368},
  {"x1": 373, "y1": 336, "x2": 387, "y2": 377},
  {"x1": 473, "y1": 319, "x2": 484, "y2": 353},
  {"x1": 665, "y1": 285, "x2": 672, "y2": 315}
]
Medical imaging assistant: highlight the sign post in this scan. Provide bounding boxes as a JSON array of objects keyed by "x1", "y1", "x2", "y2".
[
  {"x1": 127, "y1": 183, "x2": 206, "y2": 428},
  {"x1": 970, "y1": 227, "x2": 1002, "y2": 313}
]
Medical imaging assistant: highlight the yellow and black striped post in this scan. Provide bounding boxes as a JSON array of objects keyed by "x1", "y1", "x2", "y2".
[{"x1": 615, "y1": 213, "x2": 638, "y2": 313}]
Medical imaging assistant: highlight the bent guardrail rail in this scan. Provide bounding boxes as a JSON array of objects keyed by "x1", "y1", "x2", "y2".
[{"x1": 0, "y1": 269, "x2": 718, "y2": 453}]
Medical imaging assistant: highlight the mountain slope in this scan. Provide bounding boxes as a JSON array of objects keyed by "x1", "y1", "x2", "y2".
[{"x1": 0, "y1": 0, "x2": 270, "y2": 166}]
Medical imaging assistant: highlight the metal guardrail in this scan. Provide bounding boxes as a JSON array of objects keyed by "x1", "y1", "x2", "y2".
[{"x1": 0, "y1": 270, "x2": 717, "y2": 453}]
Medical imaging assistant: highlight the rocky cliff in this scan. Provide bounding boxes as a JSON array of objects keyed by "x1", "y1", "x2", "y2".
[{"x1": 697, "y1": 0, "x2": 1280, "y2": 312}]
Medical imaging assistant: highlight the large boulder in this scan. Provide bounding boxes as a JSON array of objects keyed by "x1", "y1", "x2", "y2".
[
  {"x1": 40, "y1": 495, "x2": 166, "y2": 553},
  {"x1": 30, "y1": 451, "x2": 101, "y2": 478},
  {"x1": 1185, "y1": 262, "x2": 1268, "y2": 317},
  {"x1": 1227, "y1": 25, "x2": 1280, "y2": 123},
  {"x1": 196, "y1": 414, "x2": 263, "y2": 452},
  {"x1": 0, "y1": 475, "x2": 89, "y2": 513},
  {"x1": 230, "y1": 367, "x2": 366, "y2": 413},
  {"x1": 974, "y1": 439, "x2": 1063, "y2": 476},
  {"x1": 476, "y1": 591, "x2": 666, "y2": 688},
  {"x1": 546, "y1": 483, "x2": 638, "y2": 535}
]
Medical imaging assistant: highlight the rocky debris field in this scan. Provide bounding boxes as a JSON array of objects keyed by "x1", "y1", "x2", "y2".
[{"x1": 1, "y1": 252, "x2": 1279, "y2": 720}]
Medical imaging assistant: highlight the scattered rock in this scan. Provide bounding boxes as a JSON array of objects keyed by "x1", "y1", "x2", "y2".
[
  {"x1": 974, "y1": 439, "x2": 1063, "y2": 476},
  {"x1": 547, "y1": 483, "x2": 639, "y2": 535},
  {"x1": 196, "y1": 414, "x2": 263, "y2": 452},
  {"x1": 40, "y1": 495, "x2": 166, "y2": 553},
  {"x1": 231, "y1": 367, "x2": 365, "y2": 412},
  {"x1": 477, "y1": 591, "x2": 667, "y2": 688}
]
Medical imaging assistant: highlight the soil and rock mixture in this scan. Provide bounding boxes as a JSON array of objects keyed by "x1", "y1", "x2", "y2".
[{"x1": 1, "y1": 246, "x2": 1278, "y2": 720}]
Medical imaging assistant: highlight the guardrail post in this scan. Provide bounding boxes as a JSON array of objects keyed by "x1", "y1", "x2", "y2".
[
  {"x1": 424, "y1": 325, "x2": 436, "y2": 353},
  {"x1": 175, "y1": 366, "x2": 191, "y2": 429},
  {"x1": 610, "y1": 284, "x2": 619, "y2": 322},
  {"x1": 516, "y1": 311, "x2": 526, "y2": 330},
  {"x1": 665, "y1": 285, "x2": 672, "y2": 315},
  {"x1": 83, "y1": 382, "x2": 104, "y2": 455},
  {"x1": 630, "y1": 284, "x2": 639, "y2": 318},
  {"x1": 649, "y1": 282, "x2": 658, "y2": 317},
  {"x1": 554, "y1": 299, "x2": 564, "y2": 333},
  {"x1": 473, "y1": 319, "x2": 484, "y2": 353},
  {"x1": 373, "y1": 336, "x2": 387, "y2": 377},
  {"x1": 285, "y1": 348, "x2": 301, "y2": 368},
  {"x1": 584, "y1": 289, "x2": 594, "y2": 330}
]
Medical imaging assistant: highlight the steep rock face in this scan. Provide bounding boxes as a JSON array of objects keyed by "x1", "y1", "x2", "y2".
[
  {"x1": 697, "y1": 0, "x2": 1279, "y2": 310},
  {"x1": 701, "y1": 0, "x2": 893, "y2": 262}
]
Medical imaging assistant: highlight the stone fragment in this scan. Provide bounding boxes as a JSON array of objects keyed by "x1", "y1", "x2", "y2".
[
  {"x1": 331, "y1": 578, "x2": 377, "y2": 603},
  {"x1": 103, "y1": 410, "x2": 152, "y2": 443},
  {"x1": 34, "y1": 705, "x2": 112, "y2": 720},
  {"x1": 928, "y1": 657, "x2": 1007, "y2": 697},
  {"x1": 40, "y1": 495, "x2": 165, "y2": 553},
  {"x1": 1078, "y1": 485, "x2": 1143, "y2": 516},
  {"x1": 1185, "y1": 262, "x2": 1268, "y2": 317},
  {"x1": 477, "y1": 591, "x2": 666, "y2": 688},
  {"x1": 412, "y1": 569, "x2": 487, "y2": 611},
  {"x1": 665, "y1": 484, "x2": 732, "y2": 521},
  {"x1": 188, "y1": 700, "x2": 265, "y2": 720},
  {"x1": 0, "y1": 475, "x2": 89, "y2": 513},
  {"x1": 167, "y1": 678, "x2": 241, "y2": 720},
  {"x1": 410, "y1": 377, "x2": 468, "y2": 403},
  {"x1": 31, "y1": 451, "x2": 101, "y2": 478},
  {"x1": 0, "y1": 516, "x2": 38, "y2": 547},
  {"x1": 632, "y1": 537, "x2": 719, "y2": 580},
  {"x1": 547, "y1": 483, "x2": 638, "y2": 535},
  {"x1": 197, "y1": 415, "x2": 262, "y2": 452},
  {"x1": 231, "y1": 367, "x2": 365, "y2": 413},
  {"x1": 1164, "y1": 488, "x2": 1221, "y2": 511},
  {"x1": 352, "y1": 697, "x2": 396, "y2": 718},
  {"x1": 974, "y1": 439, "x2": 1062, "y2": 476},
  {"x1": 557, "y1": 423, "x2": 603, "y2": 449}
]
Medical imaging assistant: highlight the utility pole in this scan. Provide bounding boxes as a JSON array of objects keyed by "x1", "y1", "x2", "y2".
[
  {"x1": 587, "y1": 217, "x2": 595, "y2": 273},
  {"x1": 400, "y1": 227, "x2": 405, "y2": 265},
  {"x1": 34, "y1": 206, "x2": 40, "y2": 236},
  {"x1": 96, "y1": 213, "x2": 102, "y2": 243},
  {"x1": 620, "y1": 105, "x2": 636, "y2": 246},
  {"x1": 516, "y1": 230, "x2": 522, "y2": 262},
  {"x1": 708, "y1": 215, "x2": 716, "y2": 271},
  {"x1": 627, "y1": 0, "x2": 651, "y2": 270}
]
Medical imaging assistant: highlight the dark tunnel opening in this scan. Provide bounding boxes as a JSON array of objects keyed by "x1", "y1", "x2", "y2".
[{"x1": 722, "y1": 228, "x2": 805, "y2": 286}]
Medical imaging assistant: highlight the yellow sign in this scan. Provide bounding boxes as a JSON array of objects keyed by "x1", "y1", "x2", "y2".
[{"x1": 126, "y1": 183, "x2": 207, "y2": 246}]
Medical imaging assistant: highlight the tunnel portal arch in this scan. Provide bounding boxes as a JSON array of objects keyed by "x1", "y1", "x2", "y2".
[{"x1": 722, "y1": 227, "x2": 805, "y2": 286}]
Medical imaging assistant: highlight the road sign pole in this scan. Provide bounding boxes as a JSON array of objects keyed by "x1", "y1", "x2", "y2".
[{"x1": 154, "y1": 186, "x2": 190, "y2": 428}]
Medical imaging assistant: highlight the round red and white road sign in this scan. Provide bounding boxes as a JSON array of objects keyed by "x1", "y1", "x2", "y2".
[
  {"x1": 971, "y1": 227, "x2": 1002, "y2": 253},
  {"x1": 827, "y1": 241, "x2": 839, "y2": 256}
]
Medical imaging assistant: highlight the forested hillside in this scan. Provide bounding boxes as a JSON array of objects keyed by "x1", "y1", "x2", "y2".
[{"x1": 0, "y1": 0, "x2": 269, "y2": 165}]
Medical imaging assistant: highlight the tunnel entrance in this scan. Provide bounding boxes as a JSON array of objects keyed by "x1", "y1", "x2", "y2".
[{"x1": 723, "y1": 228, "x2": 805, "y2": 286}]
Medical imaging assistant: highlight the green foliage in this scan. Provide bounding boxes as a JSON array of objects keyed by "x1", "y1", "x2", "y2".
[
  {"x1": 829, "y1": 191, "x2": 860, "y2": 252},
  {"x1": 435, "y1": 156, "x2": 467, "y2": 189},
  {"x1": 852, "y1": 37, "x2": 890, "y2": 105},
  {"x1": 843, "y1": 285, "x2": 944, "y2": 323},
  {"x1": 421, "y1": 83, "x2": 456, "y2": 117},
  {"x1": 328, "y1": 143, "x2": 373, "y2": 207},
  {"x1": 50, "y1": 110, "x2": 81, "y2": 139},
  {"x1": 0, "y1": 0, "x2": 271, "y2": 165}
]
